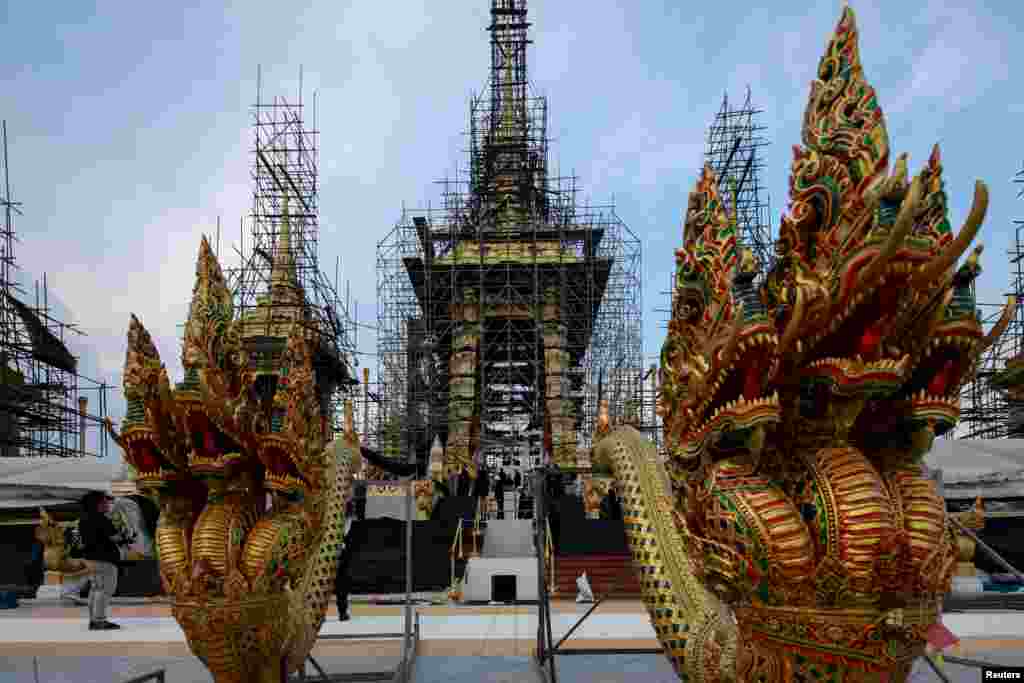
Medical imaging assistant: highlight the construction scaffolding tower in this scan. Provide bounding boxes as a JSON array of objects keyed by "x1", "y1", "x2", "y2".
[
  {"x1": 660, "y1": 89, "x2": 773, "y2": 320},
  {"x1": 223, "y1": 71, "x2": 358, "y2": 434},
  {"x1": 376, "y1": 0, "x2": 642, "y2": 475},
  {"x1": 954, "y1": 163, "x2": 1024, "y2": 439},
  {"x1": 0, "y1": 121, "x2": 112, "y2": 458},
  {"x1": 352, "y1": 365, "x2": 384, "y2": 454},
  {"x1": 704, "y1": 88, "x2": 774, "y2": 277}
]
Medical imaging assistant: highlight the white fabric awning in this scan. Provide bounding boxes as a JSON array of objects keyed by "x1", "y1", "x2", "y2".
[
  {"x1": 0, "y1": 498, "x2": 77, "y2": 510},
  {"x1": 0, "y1": 457, "x2": 125, "y2": 511},
  {"x1": 925, "y1": 440, "x2": 1024, "y2": 483},
  {"x1": 925, "y1": 439, "x2": 1024, "y2": 499}
]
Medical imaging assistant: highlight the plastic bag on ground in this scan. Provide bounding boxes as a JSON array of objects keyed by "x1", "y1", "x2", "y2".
[{"x1": 576, "y1": 572, "x2": 594, "y2": 603}]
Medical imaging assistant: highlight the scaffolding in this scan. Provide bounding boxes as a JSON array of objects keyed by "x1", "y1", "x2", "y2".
[
  {"x1": 654, "y1": 90, "x2": 772, "y2": 456},
  {"x1": 0, "y1": 121, "x2": 112, "y2": 458},
  {"x1": 223, "y1": 71, "x2": 358, "y2": 433},
  {"x1": 660, "y1": 89, "x2": 773, "y2": 321},
  {"x1": 376, "y1": 0, "x2": 642, "y2": 474},
  {"x1": 954, "y1": 163, "x2": 1024, "y2": 439},
  {"x1": 704, "y1": 88, "x2": 774, "y2": 278},
  {"x1": 954, "y1": 303, "x2": 1015, "y2": 438}
]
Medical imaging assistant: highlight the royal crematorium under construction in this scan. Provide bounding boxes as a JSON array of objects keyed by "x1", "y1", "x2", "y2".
[{"x1": 376, "y1": 0, "x2": 642, "y2": 477}]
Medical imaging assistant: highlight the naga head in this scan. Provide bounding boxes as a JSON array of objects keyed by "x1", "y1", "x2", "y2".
[
  {"x1": 255, "y1": 323, "x2": 325, "y2": 495},
  {"x1": 660, "y1": 166, "x2": 780, "y2": 469},
  {"x1": 653, "y1": 6, "x2": 1010, "y2": 677},
  {"x1": 757, "y1": 8, "x2": 1012, "y2": 443},
  {"x1": 176, "y1": 237, "x2": 255, "y2": 487},
  {"x1": 114, "y1": 315, "x2": 187, "y2": 489},
  {"x1": 113, "y1": 233, "x2": 343, "y2": 570},
  {"x1": 116, "y1": 235, "x2": 338, "y2": 501},
  {"x1": 111, "y1": 230, "x2": 358, "y2": 682}
]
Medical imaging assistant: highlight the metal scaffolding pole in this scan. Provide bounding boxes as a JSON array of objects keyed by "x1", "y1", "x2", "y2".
[
  {"x1": 949, "y1": 161, "x2": 1024, "y2": 439},
  {"x1": 0, "y1": 120, "x2": 112, "y2": 459}
]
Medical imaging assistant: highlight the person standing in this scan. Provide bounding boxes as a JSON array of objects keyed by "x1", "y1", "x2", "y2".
[
  {"x1": 79, "y1": 491, "x2": 125, "y2": 630},
  {"x1": 494, "y1": 472, "x2": 506, "y2": 520},
  {"x1": 335, "y1": 511, "x2": 360, "y2": 622},
  {"x1": 474, "y1": 465, "x2": 492, "y2": 519},
  {"x1": 27, "y1": 537, "x2": 45, "y2": 590},
  {"x1": 601, "y1": 485, "x2": 623, "y2": 521},
  {"x1": 545, "y1": 463, "x2": 562, "y2": 502},
  {"x1": 514, "y1": 470, "x2": 522, "y2": 491},
  {"x1": 353, "y1": 480, "x2": 367, "y2": 521},
  {"x1": 482, "y1": 466, "x2": 491, "y2": 500}
]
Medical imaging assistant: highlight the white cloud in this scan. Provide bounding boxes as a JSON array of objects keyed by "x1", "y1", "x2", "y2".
[{"x1": 886, "y1": 4, "x2": 1008, "y2": 116}]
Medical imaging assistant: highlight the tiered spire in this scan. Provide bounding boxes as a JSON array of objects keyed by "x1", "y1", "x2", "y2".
[{"x1": 242, "y1": 196, "x2": 305, "y2": 339}]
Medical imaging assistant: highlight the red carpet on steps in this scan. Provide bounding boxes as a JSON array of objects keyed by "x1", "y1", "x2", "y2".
[{"x1": 554, "y1": 553, "x2": 642, "y2": 598}]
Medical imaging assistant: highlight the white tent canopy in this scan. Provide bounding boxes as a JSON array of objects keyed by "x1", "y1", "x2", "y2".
[
  {"x1": 0, "y1": 439, "x2": 1020, "y2": 509},
  {"x1": 0, "y1": 457, "x2": 125, "y2": 510},
  {"x1": 925, "y1": 439, "x2": 1024, "y2": 499}
]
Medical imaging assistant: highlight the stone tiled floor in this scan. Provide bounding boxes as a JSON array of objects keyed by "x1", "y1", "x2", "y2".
[
  {"x1": 2, "y1": 654, "x2": 1021, "y2": 683},
  {"x1": 1, "y1": 600, "x2": 1024, "y2": 682}
]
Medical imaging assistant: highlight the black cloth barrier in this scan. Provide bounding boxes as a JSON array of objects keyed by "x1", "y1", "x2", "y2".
[
  {"x1": 344, "y1": 519, "x2": 461, "y2": 594},
  {"x1": 556, "y1": 517, "x2": 630, "y2": 555},
  {"x1": 970, "y1": 516, "x2": 1024, "y2": 576},
  {"x1": 115, "y1": 560, "x2": 162, "y2": 597},
  {"x1": 433, "y1": 496, "x2": 478, "y2": 525}
]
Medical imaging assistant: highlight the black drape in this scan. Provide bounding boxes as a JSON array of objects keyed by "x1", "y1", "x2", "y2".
[{"x1": 359, "y1": 445, "x2": 419, "y2": 477}]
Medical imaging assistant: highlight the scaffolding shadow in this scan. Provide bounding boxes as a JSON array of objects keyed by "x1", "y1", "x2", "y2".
[
  {"x1": 531, "y1": 471, "x2": 660, "y2": 683},
  {"x1": 297, "y1": 612, "x2": 420, "y2": 683},
  {"x1": 295, "y1": 478, "x2": 420, "y2": 683}
]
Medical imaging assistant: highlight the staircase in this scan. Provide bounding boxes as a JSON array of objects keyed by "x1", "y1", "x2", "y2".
[
  {"x1": 554, "y1": 553, "x2": 642, "y2": 599},
  {"x1": 517, "y1": 493, "x2": 534, "y2": 519},
  {"x1": 504, "y1": 491, "x2": 517, "y2": 519},
  {"x1": 482, "y1": 519, "x2": 535, "y2": 558}
]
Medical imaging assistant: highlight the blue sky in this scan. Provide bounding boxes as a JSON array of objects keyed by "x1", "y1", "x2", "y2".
[{"x1": 2, "y1": 1, "x2": 1023, "y2": 461}]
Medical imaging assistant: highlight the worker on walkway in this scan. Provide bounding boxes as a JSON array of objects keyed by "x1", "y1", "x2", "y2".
[
  {"x1": 79, "y1": 491, "x2": 128, "y2": 631},
  {"x1": 335, "y1": 505, "x2": 359, "y2": 622},
  {"x1": 457, "y1": 466, "x2": 471, "y2": 497},
  {"x1": 494, "y1": 472, "x2": 506, "y2": 520}
]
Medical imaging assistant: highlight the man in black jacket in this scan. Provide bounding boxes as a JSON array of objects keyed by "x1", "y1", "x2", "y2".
[
  {"x1": 79, "y1": 491, "x2": 127, "y2": 630},
  {"x1": 494, "y1": 472, "x2": 506, "y2": 520},
  {"x1": 335, "y1": 517, "x2": 362, "y2": 622},
  {"x1": 600, "y1": 485, "x2": 623, "y2": 521}
]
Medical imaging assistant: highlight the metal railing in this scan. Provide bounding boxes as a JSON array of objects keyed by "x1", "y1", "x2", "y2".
[
  {"x1": 544, "y1": 519, "x2": 555, "y2": 596},
  {"x1": 119, "y1": 670, "x2": 165, "y2": 683},
  {"x1": 950, "y1": 516, "x2": 1024, "y2": 583},
  {"x1": 908, "y1": 516, "x2": 1024, "y2": 680},
  {"x1": 449, "y1": 523, "x2": 465, "y2": 590},
  {"x1": 472, "y1": 504, "x2": 481, "y2": 556},
  {"x1": 916, "y1": 652, "x2": 1024, "y2": 681}
]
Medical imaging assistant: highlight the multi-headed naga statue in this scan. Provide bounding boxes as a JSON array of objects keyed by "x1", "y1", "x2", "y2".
[
  {"x1": 107, "y1": 236, "x2": 361, "y2": 683},
  {"x1": 593, "y1": 7, "x2": 1015, "y2": 682}
]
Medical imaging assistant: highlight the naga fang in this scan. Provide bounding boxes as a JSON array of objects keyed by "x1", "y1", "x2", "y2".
[
  {"x1": 598, "y1": 6, "x2": 1013, "y2": 682},
  {"x1": 108, "y1": 235, "x2": 361, "y2": 683}
]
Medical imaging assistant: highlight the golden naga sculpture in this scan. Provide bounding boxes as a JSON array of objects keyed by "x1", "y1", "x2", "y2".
[
  {"x1": 595, "y1": 7, "x2": 1014, "y2": 682},
  {"x1": 106, "y1": 236, "x2": 361, "y2": 683},
  {"x1": 36, "y1": 508, "x2": 89, "y2": 575}
]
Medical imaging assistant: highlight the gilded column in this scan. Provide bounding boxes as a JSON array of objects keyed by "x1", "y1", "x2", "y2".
[
  {"x1": 446, "y1": 288, "x2": 480, "y2": 479},
  {"x1": 542, "y1": 288, "x2": 575, "y2": 467},
  {"x1": 950, "y1": 497, "x2": 986, "y2": 594}
]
